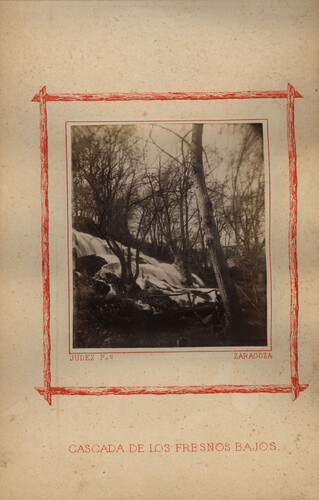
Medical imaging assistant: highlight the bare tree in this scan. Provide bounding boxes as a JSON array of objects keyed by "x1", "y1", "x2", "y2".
[
  {"x1": 144, "y1": 128, "x2": 199, "y2": 286},
  {"x1": 190, "y1": 124, "x2": 242, "y2": 338},
  {"x1": 221, "y1": 124, "x2": 265, "y2": 314},
  {"x1": 72, "y1": 125, "x2": 147, "y2": 292}
]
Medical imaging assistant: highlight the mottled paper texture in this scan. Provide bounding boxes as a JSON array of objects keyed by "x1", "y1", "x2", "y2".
[{"x1": 1, "y1": 1, "x2": 318, "y2": 499}]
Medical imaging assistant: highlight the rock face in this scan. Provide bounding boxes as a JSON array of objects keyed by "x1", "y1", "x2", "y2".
[{"x1": 75, "y1": 255, "x2": 107, "y2": 276}]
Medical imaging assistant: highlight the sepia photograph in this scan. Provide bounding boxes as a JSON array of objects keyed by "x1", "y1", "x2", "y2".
[{"x1": 70, "y1": 121, "x2": 268, "y2": 349}]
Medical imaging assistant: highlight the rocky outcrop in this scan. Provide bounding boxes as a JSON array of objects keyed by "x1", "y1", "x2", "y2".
[{"x1": 75, "y1": 255, "x2": 107, "y2": 276}]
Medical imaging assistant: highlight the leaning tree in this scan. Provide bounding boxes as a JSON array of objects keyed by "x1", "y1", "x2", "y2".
[{"x1": 190, "y1": 124, "x2": 242, "y2": 340}]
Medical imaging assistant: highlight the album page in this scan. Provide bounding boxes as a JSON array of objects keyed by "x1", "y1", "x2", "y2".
[{"x1": 1, "y1": 1, "x2": 318, "y2": 499}]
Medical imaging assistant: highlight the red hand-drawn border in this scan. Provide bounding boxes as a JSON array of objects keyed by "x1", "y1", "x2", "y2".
[{"x1": 33, "y1": 84, "x2": 308, "y2": 405}]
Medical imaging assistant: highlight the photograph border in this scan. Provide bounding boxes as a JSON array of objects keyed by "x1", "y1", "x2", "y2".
[
  {"x1": 66, "y1": 118, "x2": 271, "y2": 355},
  {"x1": 32, "y1": 84, "x2": 308, "y2": 404}
]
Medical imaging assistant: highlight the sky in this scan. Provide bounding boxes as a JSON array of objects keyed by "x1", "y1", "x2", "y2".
[{"x1": 133, "y1": 122, "x2": 264, "y2": 182}]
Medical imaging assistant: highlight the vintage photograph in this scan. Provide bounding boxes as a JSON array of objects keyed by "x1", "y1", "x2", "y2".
[{"x1": 70, "y1": 121, "x2": 268, "y2": 349}]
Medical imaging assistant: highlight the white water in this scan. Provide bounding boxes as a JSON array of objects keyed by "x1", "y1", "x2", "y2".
[
  {"x1": 73, "y1": 230, "x2": 216, "y2": 303},
  {"x1": 73, "y1": 230, "x2": 120, "y2": 265}
]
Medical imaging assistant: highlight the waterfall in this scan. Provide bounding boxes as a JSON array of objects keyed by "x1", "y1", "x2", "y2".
[
  {"x1": 73, "y1": 230, "x2": 120, "y2": 264},
  {"x1": 73, "y1": 230, "x2": 216, "y2": 303}
]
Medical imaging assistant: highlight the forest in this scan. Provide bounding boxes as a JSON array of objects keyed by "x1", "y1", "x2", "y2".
[{"x1": 71, "y1": 122, "x2": 267, "y2": 348}]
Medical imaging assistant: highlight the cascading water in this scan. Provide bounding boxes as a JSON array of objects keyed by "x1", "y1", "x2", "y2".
[
  {"x1": 73, "y1": 230, "x2": 119, "y2": 264},
  {"x1": 73, "y1": 230, "x2": 216, "y2": 303}
]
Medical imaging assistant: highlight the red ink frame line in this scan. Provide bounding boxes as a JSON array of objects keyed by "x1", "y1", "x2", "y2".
[
  {"x1": 33, "y1": 85, "x2": 307, "y2": 405},
  {"x1": 36, "y1": 384, "x2": 308, "y2": 397},
  {"x1": 287, "y1": 84, "x2": 300, "y2": 400},
  {"x1": 32, "y1": 89, "x2": 302, "y2": 103},
  {"x1": 39, "y1": 87, "x2": 51, "y2": 406}
]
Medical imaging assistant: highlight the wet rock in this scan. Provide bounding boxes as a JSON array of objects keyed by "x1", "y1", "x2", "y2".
[{"x1": 75, "y1": 255, "x2": 107, "y2": 276}]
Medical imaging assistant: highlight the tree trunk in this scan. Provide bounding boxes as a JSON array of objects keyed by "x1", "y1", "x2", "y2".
[
  {"x1": 191, "y1": 124, "x2": 241, "y2": 340},
  {"x1": 178, "y1": 194, "x2": 193, "y2": 286}
]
